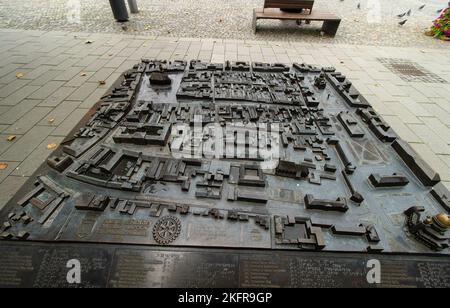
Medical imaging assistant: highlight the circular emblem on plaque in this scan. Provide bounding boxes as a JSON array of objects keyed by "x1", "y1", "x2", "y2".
[{"x1": 152, "y1": 216, "x2": 181, "y2": 244}]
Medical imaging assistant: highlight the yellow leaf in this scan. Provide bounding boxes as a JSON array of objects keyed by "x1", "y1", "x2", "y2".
[
  {"x1": 48, "y1": 118, "x2": 55, "y2": 124},
  {"x1": 6, "y1": 135, "x2": 16, "y2": 142},
  {"x1": 0, "y1": 163, "x2": 8, "y2": 170},
  {"x1": 16, "y1": 73, "x2": 24, "y2": 79},
  {"x1": 46, "y1": 143, "x2": 57, "y2": 150}
]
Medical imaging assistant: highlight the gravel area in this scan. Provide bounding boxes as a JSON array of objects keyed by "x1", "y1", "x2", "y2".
[{"x1": 0, "y1": 0, "x2": 448, "y2": 48}]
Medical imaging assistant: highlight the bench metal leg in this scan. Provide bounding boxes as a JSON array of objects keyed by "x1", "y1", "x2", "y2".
[
  {"x1": 322, "y1": 20, "x2": 341, "y2": 36},
  {"x1": 127, "y1": 0, "x2": 139, "y2": 14},
  {"x1": 252, "y1": 10, "x2": 257, "y2": 34}
]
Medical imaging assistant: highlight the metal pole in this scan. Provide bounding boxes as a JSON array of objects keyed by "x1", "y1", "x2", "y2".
[
  {"x1": 109, "y1": 0, "x2": 129, "y2": 22},
  {"x1": 127, "y1": 0, "x2": 139, "y2": 14}
]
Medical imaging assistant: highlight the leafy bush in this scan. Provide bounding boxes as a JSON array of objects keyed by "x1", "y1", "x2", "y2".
[{"x1": 429, "y1": 2, "x2": 450, "y2": 41}]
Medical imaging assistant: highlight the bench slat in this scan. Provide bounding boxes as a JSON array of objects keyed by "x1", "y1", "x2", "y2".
[{"x1": 264, "y1": 0, "x2": 315, "y2": 10}]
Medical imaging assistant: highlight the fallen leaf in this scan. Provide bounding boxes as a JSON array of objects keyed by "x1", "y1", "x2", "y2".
[
  {"x1": 98, "y1": 80, "x2": 106, "y2": 85},
  {"x1": 46, "y1": 143, "x2": 57, "y2": 150},
  {"x1": 0, "y1": 163, "x2": 8, "y2": 170},
  {"x1": 6, "y1": 135, "x2": 16, "y2": 142},
  {"x1": 85, "y1": 40, "x2": 94, "y2": 44},
  {"x1": 48, "y1": 118, "x2": 55, "y2": 124},
  {"x1": 16, "y1": 73, "x2": 24, "y2": 79},
  {"x1": 80, "y1": 72, "x2": 87, "y2": 76}
]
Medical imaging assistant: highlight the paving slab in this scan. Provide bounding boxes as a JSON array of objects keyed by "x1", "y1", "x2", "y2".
[
  {"x1": 0, "y1": 85, "x2": 41, "y2": 106},
  {"x1": 382, "y1": 115, "x2": 422, "y2": 143},
  {"x1": 21, "y1": 65, "x2": 52, "y2": 80},
  {"x1": 11, "y1": 136, "x2": 64, "y2": 177},
  {"x1": 0, "y1": 99, "x2": 41, "y2": 125},
  {"x1": 420, "y1": 116, "x2": 450, "y2": 144},
  {"x1": 37, "y1": 101, "x2": 81, "y2": 127},
  {"x1": 0, "y1": 134, "x2": 16, "y2": 156},
  {"x1": 27, "y1": 81, "x2": 66, "y2": 100},
  {"x1": 422, "y1": 103, "x2": 450, "y2": 127},
  {"x1": 410, "y1": 143, "x2": 450, "y2": 181},
  {"x1": 0, "y1": 161, "x2": 19, "y2": 183},
  {"x1": 3, "y1": 106, "x2": 52, "y2": 135},
  {"x1": 0, "y1": 79, "x2": 31, "y2": 99},
  {"x1": 64, "y1": 71, "x2": 96, "y2": 88},
  {"x1": 0, "y1": 125, "x2": 54, "y2": 162},
  {"x1": 65, "y1": 82, "x2": 99, "y2": 101},
  {"x1": 50, "y1": 107, "x2": 88, "y2": 137},
  {"x1": 53, "y1": 66, "x2": 85, "y2": 82},
  {"x1": 79, "y1": 88, "x2": 106, "y2": 109},
  {"x1": 408, "y1": 123, "x2": 450, "y2": 155},
  {"x1": 88, "y1": 67, "x2": 115, "y2": 83},
  {"x1": 38, "y1": 86, "x2": 77, "y2": 107},
  {"x1": 0, "y1": 68, "x2": 33, "y2": 85},
  {"x1": 0, "y1": 63, "x2": 22, "y2": 80},
  {"x1": 28, "y1": 70, "x2": 63, "y2": 87},
  {"x1": 0, "y1": 176, "x2": 28, "y2": 210}
]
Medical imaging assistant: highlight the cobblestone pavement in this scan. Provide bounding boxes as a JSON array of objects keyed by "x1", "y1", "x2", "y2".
[
  {"x1": 0, "y1": 29, "x2": 449, "y2": 209},
  {"x1": 0, "y1": 0, "x2": 449, "y2": 48}
]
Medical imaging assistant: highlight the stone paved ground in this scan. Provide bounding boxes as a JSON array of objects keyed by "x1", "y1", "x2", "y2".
[
  {"x1": 0, "y1": 0, "x2": 449, "y2": 48},
  {"x1": 0, "y1": 29, "x2": 450, "y2": 210}
]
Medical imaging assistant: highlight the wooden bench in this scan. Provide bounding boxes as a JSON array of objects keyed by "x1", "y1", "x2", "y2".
[
  {"x1": 264, "y1": 0, "x2": 315, "y2": 13},
  {"x1": 253, "y1": 7, "x2": 341, "y2": 36}
]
